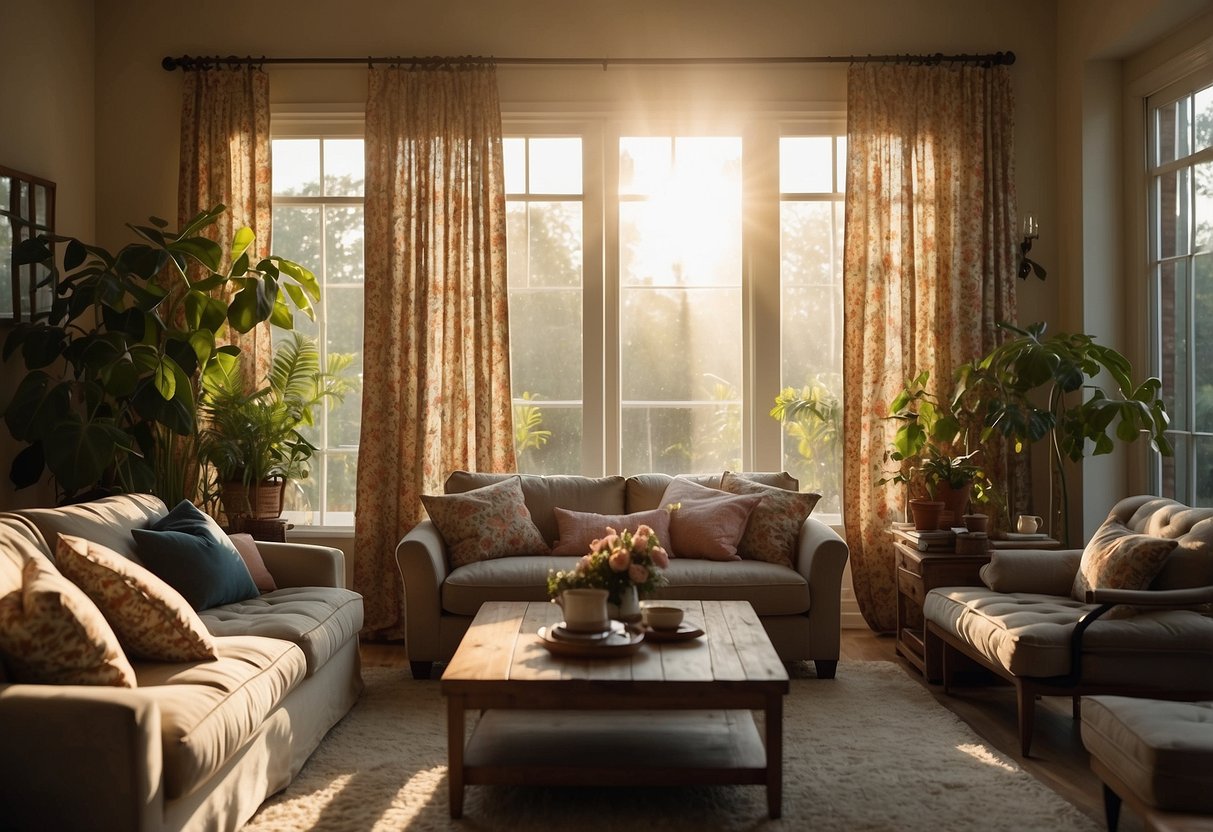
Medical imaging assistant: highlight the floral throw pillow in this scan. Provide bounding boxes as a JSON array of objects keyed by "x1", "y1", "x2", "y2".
[
  {"x1": 1071, "y1": 519, "x2": 1178, "y2": 601},
  {"x1": 421, "y1": 476, "x2": 550, "y2": 568},
  {"x1": 56, "y1": 534, "x2": 218, "y2": 662},
  {"x1": 551, "y1": 508, "x2": 672, "y2": 556},
  {"x1": 721, "y1": 472, "x2": 821, "y2": 568},
  {"x1": 0, "y1": 551, "x2": 137, "y2": 687},
  {"x1": 659, "y1": 477, "x2": 763, "y2": 561}
]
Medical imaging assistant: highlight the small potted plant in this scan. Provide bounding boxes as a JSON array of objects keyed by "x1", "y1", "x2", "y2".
[
  {"x1": 197, "y1": 331, "x2": 357, "y2": 525},
  {"x1": 547, "y1": 525, "x2": 669, "y2": 621}
]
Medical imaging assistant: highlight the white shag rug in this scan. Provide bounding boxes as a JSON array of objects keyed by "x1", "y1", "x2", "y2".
[{"x1": 242, "y1": 661, "x2": 1101, "y2": 832}]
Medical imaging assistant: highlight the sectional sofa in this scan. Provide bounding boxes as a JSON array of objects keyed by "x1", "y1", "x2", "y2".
[{"x1": 0, "y1": 494, "x2": 364, "y2": 832}]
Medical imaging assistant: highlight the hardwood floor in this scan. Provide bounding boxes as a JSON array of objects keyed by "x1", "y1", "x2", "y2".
[{"x1": 360, "y1": 628, "x2": 1135, "y2": 830}]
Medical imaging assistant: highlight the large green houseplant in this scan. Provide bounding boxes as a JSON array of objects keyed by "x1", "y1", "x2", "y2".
[
  {"x1": 2, "y1": 205, "x2": 320, "y2": 505},
  {"x1": 956, "y1": 321, "x2": 1172, "y2": 544},
  {"x1": 198, "y1": 331, "x2": 357, "y2": 522}
]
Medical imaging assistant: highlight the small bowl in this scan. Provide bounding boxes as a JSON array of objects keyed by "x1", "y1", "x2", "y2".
[{"x1": 641, "y1": 605, "x2": 684, "y2": 631}]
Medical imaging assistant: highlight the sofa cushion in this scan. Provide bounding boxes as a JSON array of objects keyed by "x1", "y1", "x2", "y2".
[
  {"x1": 441, "y1": 555, "x2": 810, "y2": 617},
  {"x1": 444, "y1": 471, "x2": 626, "y2": 545},
  {"x1": 1108, "y1": 495, "x2": 1213, "y2": 590},
  {"x1": 132, "y1": 500, "x2": 260, "y2": 610},
  {"x1": 925, "y1": 586, "x2": 1213, "y2": 682},
  {"x1": 1082, "y1": 696, "x2": 1213, "y2": 814},
  {"x1": 0, "y1": 549, "x2": 137, "y2": 687},
  {"x1": 55, "y1": 534, "x2": 217, "y2": 662},
  {"x1": 423, "y1": 476, "x2": 550, "y2": 567},
  {"x1": 721, "y1": 471, "x2": 820, "y2": 567},
  {"x1": 653, "y1": 558, "x2": 810, "y2": 615},
  {"x1": 550, "y1": 507, "x2": 672, "y2": 556},
  {"x1": 12, "y1": 493, "x2": 167, "y2": 561},
  {"x1": 228, "y1": 533, "x2": 278, "y2": 592},
  {"x1": 132, "y1": 635, "x2": 306, "y2": 800},
  {"x1": 625, "y1": 472, "x2": 798, "y2": 512},
  {"x1": 199, "y1": 587, "x2": 363, "y2": 675},
  {"x1": 980, "y1": 549, "x2": 1083, "y2": 595},
  {"x1": 661, "y1": 477, "x2": 762, "y2": 561},
  {"x1": 1072, "y1": 518, "x2": 1178, "y2": 601}
]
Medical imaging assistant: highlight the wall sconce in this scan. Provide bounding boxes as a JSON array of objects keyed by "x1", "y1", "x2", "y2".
[{"x1": 1018, "y1": 213, "x2": 1047, "y2": 280}]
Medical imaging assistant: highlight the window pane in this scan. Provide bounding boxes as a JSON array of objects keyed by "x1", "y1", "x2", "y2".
[
  {"x1": 1160, "y1": 433, "x2": 1190, "y2": 504},
  {"x1": 619, "y1": 198, "x2": 741, "y2": 287},
  {"x1": 836, "y1": 136, "x2": 847, "y2": 191},
  {"x1": 504, "y1": 138, "x2": 526, "y2": 194},
  {"x1": 1157, "y1": 168, "x2": 1190, "y2": 259},
  {"x1": 1196, "y1": 87, "x2": 1213, "y2": 155},
  {"x1": 323, "y1": 139, "x2": 364, "y2": 196},
  {"x1": 621, "y1": 404, "x2": 741, "y2": 475},
  {"x1": 509, "y1": 288, "x2": 582, "y2": 400},
  {"x1": 0, "y1": 215, "x2": 11, "y2": 318},
  {"x1": 781, "y1": 202, "x2": 836, "y2": 284},
  {"x1": 506, "y1": 203, "x2": 528, "y2": 287},
  {"x1": 1196, "y1": 436, "x2": 1213, "y2": 507},
  {"x1": 272, "y1": 139, "x2": 320, "y2": 196},
  {"x1": 1156, "y1": 97, "x2": 1191, "y2": 165},
  {"x1": 527, "y1": 202, "x2": 582, "y2": 288},
  {"x1": 1197, "y1": 161, "x2": 1213, "y2": 253},
  {"x1": 780, "y1": 136, "x2": 833, "y2": 193},
  {"x1": 325, "y1": 452, "x2": 358, "y2": 520},
  {"x1": 1195, "y1": 253, "x2": 1213, "y2": 432},
  {"x1": 516, "y1": 404, "x2": 582, "y2": 475},
  {"x1": 1159, "y1": 259, "x2": 1190, "y2": 432},
  {"x1": 272, "y1": 205, "x2": 322, "y2": 274},
  {"x1": 528, "y1": 137, "x2": 582, "y2": 194},
  {"x1": 619, "y1": 137, "x2": 671, "y2": 196},
  {"x1": 324, "y1": 206, "x2": 364, "y2": 282}
]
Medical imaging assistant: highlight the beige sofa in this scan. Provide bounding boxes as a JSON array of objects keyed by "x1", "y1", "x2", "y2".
[
  {"x1": 0, "y1": 494, "x2": 364, "y2": 832},
  {"x1": 397, "y1": 471, "x2": 849, "y2": 679},
  {"x1": 923, "y1": 495, "x2": 1213, "y2": 756}
]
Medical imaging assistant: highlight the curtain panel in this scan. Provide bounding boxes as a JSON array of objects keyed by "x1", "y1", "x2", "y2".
[
  {"x1": 177, "y1": 66, "x2": 273, "y2": 382},
  {"x1": 842, "y1": 63, "x2": 1018, "y2": 633},
  {"x1": 354, "y1": 65, "x2": 515, "y2": 638}
]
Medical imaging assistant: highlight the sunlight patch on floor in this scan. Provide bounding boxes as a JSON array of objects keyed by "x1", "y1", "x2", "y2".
[{"x1": 956, "y1": 743, "x2": 1018, "y2": 772}]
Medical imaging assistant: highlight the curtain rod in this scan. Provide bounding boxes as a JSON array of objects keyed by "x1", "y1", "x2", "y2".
[{"x1": 162, "y1": 51, "x2": 1015, "y2": 72}]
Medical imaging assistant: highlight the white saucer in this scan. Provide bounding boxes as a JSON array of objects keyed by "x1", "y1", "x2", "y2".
[{"x1": 550, "y1": 620, "x2": 623, "y2": 642}]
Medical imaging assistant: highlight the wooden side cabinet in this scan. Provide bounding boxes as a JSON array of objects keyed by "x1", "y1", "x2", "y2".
[{"x1": 893, "y1": 541, "x2": 991, "y2": 682}]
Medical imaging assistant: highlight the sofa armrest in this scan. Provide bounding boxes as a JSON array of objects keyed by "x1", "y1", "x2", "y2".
[
  {"x1": 795, "y1": 516, "x2": 850, "y2": 660},
  {"x1": 1087, "y1": 584, "x2": 1213, "y2": 607},
  {"x1": 396, "y1": 520, "x2": 450, "y2": 661},
  {"x1": 978, "y1": 548, "x2": 1083, "y2": 595},
  {"x1": 256, "y1": 541, "x2": 346, "y2": 588},
  {"x1": 0, "y1": 684, "x2": 162, "y2": 831}
]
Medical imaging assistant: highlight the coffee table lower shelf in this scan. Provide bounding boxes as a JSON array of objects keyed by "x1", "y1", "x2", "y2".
[{"x1": 459, "y1": 708, "x2": 769, "y2": 799}]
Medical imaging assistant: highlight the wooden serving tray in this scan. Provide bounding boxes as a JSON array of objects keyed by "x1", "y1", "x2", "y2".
[{"x1": 537, "y1": 624, "x2": 645, "y2": 658}]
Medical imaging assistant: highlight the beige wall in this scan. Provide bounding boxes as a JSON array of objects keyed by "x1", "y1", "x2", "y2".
[{"x1": 0, "y1": 0, "x2": 95, "y2": 510}]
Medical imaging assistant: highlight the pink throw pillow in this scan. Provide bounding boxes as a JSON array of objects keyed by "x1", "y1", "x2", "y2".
[
  {"x1": 660, "y1": 477, "x2": 762, "y2": 561},
  {"x1": 551, "y1": 508, "x2": 672, "y2": 556},
  {"x1": 228, "y1": 533, "x2": 278, "y2": 592}
]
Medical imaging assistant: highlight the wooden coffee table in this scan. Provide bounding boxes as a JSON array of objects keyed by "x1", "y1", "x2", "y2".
[{"x1": 441, "y1": 599, "x2": 789, "y2": 819}]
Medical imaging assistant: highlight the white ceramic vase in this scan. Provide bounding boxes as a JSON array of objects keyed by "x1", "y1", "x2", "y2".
[{"x1": 612, "y1": 585, "x2": 642, "y2": 622}]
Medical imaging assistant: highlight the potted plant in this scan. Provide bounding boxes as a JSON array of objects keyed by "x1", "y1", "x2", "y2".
[
  {"x1": 879, "y1": 370, "x2": 988, "y2": 529},
  {"x1": 2, "y1": 205, "x2": 319, "y2": 505},
  {"x1": 198, "y1": 331, "x2": 357, "y2": 525},
  {"x1": 956, "y1": 322, "x2": 1172, "y2": 544}
]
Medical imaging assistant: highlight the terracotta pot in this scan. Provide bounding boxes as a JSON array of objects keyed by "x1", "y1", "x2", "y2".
[
  {"x1": 909, "y1": 499, "x2": 945, "y2": 531},
  {"x1": 934, "y1": 482, "x2": 973, "y2": 529}
]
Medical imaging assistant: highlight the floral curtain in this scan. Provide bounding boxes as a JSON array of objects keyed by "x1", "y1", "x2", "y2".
[
  {"x1": 842, "y1": 63, "x2": 1018, "y2": 633},
  {"x1": 177, "y1": 66, "x2": 273, "y2": 382},
  {"x1": 354, "y1": 64, "x2": 515, "y2": 639}
]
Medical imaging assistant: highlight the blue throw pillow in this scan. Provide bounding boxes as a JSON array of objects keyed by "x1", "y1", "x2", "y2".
[{"x1": 131, "y1": 500, "x2": 259, "y2": 610}]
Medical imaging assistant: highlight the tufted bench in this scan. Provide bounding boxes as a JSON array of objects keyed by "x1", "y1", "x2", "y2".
[
  {"x1": 1081, "y1": 696, "x2": 1213, "y2": 831},
  {"x1": 923, "y1": 495, "x2": 1213, "y2": 756}
]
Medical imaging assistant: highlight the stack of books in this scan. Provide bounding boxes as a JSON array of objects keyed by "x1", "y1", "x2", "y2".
[{"x1": 892, "y1": 527, "x2": 961, "y2": 552}]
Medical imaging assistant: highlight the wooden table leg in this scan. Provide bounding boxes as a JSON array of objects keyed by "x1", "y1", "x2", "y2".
[
  {"x1": 766, "y1": 693, "x2": 783, "y2": 819},
  {"x1": 447, "y1": 695, "x2": 466, "y2": 818}
]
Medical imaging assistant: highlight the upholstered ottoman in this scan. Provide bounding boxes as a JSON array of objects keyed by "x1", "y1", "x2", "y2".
[{"x1": 1081, "y1": 696, "x2": 1213, "y2": 831}]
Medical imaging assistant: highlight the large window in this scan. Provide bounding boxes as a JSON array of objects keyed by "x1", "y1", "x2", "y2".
[
  {"x1": 1148, "y1": 73, "x2": 1213, "y2": 505},
  {"x1": 505, "y1": 122, "x2": 846, "y2": 512},
  {"x1": 270, "y1": 131, "x2": 365, "y2": 526}
]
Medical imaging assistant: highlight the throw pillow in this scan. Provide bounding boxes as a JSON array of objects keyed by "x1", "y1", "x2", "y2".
[
  {"x1": 55, "y1": 534, "x2": 217, "y2": 662},
  {"x1": 0, "y1": 552, "x2": 137, "y2": 687},
  {"x1": 1071, "y1": 518, "x2": 1179, "y2": 601},
  {"x1": 228, "y1": 533, "x2": 278, "y2": 592},
  {"x1": 421, "y1": 476, "x2": 550, "y2": 568},
  {"x1": 550, "y1": 508, "x2": 672, "y2": 556},
  {"x1": 659, "y1": 477, "x2": 762, "y2": 561},
  {"x1": 721, "y1": 471, "x2": 821, "y2": 568},
  {"x1": 131, "y1": 500, "x2": 259, "y2": 610}
]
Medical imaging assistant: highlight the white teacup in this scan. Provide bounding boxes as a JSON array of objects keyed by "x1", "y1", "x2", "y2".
[
  {"x1": 1017, "y1": 514, "x2": 1043, "y2": 534},
  {"x1": 641, "y1": 605, "x2": 684, "y2": 631},
  {"x1": 555, "y1": 588, "x2": 609, "y2": 633}
]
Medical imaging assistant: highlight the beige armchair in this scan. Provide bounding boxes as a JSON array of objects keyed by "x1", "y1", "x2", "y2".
[{"x1": 923, "y1": 495, "x2": 1213, "y2": 756}]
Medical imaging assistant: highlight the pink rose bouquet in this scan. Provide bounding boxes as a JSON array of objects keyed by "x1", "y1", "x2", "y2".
[{"x1": 546, "y1": 524, "x2": 669, "y2": 606}]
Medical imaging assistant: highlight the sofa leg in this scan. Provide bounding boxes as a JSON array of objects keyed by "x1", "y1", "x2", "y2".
[
  {"x1": 1102, "y1": 783, "x2": 1121, "y2": 832},
  {"x1": 814, "y1": 659, "x2": 838, "y2": 679},
  {"x1": 410, "y1": 660, "x2": 433, "y2": 680},
  {"x1": 1072, "y1": 695, "x2": 1082, "y2": 722},
  {"x1": 1016, "y1": 681, "x2": 1036, "y2": 757}
]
